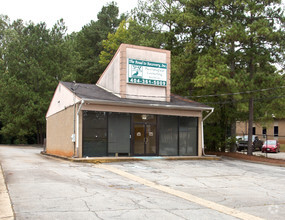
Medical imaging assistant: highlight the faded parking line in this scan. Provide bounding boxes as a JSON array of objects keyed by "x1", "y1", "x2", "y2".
[{"x1": 97, "y1": 164, "x2": 264, "y2": 220}]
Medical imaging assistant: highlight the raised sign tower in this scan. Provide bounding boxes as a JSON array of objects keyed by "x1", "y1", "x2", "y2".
[{"x1": 97, "y1": 44, "x2": 171, "y2": 102}]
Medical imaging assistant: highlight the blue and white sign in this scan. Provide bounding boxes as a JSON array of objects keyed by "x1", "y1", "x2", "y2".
[{"x1": 127, "y1": 58, "x2": 167, "y2": 86}]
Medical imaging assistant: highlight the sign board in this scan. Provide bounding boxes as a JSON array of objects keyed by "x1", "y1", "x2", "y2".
[{"x1": 127, "y1": 58, "x2": 167, "y2": 86}]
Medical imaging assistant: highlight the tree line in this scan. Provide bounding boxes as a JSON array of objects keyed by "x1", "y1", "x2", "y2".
[{"x1": 0, "y1": 0, "x2": 284, "y2": 154}]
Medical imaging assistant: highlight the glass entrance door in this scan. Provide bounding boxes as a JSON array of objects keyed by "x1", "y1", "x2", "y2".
[
  {"x1": 145, "y1": 124, "x2": 156, "y2": 155},
  {"x1": 134, "y1": 123, "x2": 144, "y2": 155},
  {"x1": 133, "y1": 122, "x2": 157, "y2": 156}
]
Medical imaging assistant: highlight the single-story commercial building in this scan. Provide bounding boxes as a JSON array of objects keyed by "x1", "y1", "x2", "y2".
[{"x1": 46, "y1": 44, "x2": 213, "y2": 158}]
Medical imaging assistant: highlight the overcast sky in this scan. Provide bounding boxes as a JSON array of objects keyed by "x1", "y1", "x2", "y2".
[
  {"x1": 1, "y1": 0, "x2": 139, "y2": 33},
  {"x1": 1, "y1": 0, "x2": 284, "y2": 34}
]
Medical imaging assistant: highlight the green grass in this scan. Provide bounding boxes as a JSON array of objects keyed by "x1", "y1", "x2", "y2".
[{"x1": 280, "y1": 144, "x2": 285, "y2": 152}]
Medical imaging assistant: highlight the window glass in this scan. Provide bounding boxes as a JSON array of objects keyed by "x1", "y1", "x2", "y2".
[
  {"x1": 252, "y1": 127, "x2": 256, "y2": 135},
  {"x1": 83, "y1": 111, "x2": 107, "y2": 157},
  {"x1": 274, "y1": 126, "x2": 278, "y2": 137},
  {"x1": 108, "y1": 113, "x2": 130, "y2": 154},
  {"x1": 179, "y1": 117, "x2": 198, "y2": 156},
  {"x1": 264, "y1": 140, "x2": 276, "y2": 145},
  {"x1": 159, "y1": 116, "x2": 178, "y2": 156},
  {"x1": 134, "y1": 123, "x2": 145, "y2": 155},
  {"x1": 262, "y1": 127, "x2": 267, "y2": 138}
]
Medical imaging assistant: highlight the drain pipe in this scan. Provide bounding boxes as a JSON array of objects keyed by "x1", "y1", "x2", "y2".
[
  {"x1": 76, "y1": 100, "x2": 84, "y2": 157},
  {"x1": 201, "y1": 108, "x2": 214, "y2": 156}
]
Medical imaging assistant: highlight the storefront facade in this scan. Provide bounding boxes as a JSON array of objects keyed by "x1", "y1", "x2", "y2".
[
  {"x1": 46, "y1": 44, "x2": 213, "y2": 158},
  {"x1": 82, "y1": 111, "x2": 198, "y2": 157}
]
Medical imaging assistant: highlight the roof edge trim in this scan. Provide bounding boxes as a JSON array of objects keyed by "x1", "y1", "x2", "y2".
[{"x1": 82, "y1": 98, "x2": 214, "y2": 111}]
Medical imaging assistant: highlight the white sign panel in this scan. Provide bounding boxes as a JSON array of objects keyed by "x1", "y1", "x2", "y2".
[{"x1": 127, "y1": 58, "x2": 167, "y2": 86}]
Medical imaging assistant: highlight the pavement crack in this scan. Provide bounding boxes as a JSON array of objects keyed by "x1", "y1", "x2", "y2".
[
  {"x1": 130, "y1": 198, "x2": 148, "y2": 209},
  {"x1": 194, "y1": 177, "x2": 210, "y2": 188},
  {"x1": 165, "y1": 209, "x2": 187, "y2": 220},
  {"x1": 83, "y1": 199, "x2": 104, "y2": 220},
  {"x1": 93, "y1": 211, "x2": 104, "y2": 220}
]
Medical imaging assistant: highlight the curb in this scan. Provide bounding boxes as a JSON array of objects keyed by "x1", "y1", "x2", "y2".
[
  {"x1": 219, "y1": 155, "x2": 285, "y2": 167},
  {"x1": 41, "y1": 151, "x2": 220, "y2": 163},
  {"x1": 0, "y1": 163, "x2": 15, "y2": 220}
]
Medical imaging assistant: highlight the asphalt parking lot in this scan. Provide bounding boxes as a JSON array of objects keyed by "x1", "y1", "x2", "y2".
[
  {"x1": 237, "y1": 150, "x2": 285, "y2": 160},
  {"x1": 0, "y1": 146, "x2": 285, "y2": 220},
  {"x1": 253, "y1": 151, "x2": 285, "y2": 160}
]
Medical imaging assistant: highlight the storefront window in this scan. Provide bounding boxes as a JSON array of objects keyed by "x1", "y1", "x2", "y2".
[
  {"x1": 159, "y1": 116, "x2": 178, "y2": 156},
  {"x1": 108, "y1": 113, "x2": 130, "y2": 155},
  {"x1": 179, "y1": 117, "x2": 198, "y2": 156},
  {"x1": 83, "y1": 111, "x2": 107, "y2": 157}
]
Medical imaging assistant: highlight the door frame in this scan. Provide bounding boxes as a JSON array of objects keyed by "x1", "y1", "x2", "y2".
[{"x1": 131, "y1": 114, "x2": 158, "y2": 156}]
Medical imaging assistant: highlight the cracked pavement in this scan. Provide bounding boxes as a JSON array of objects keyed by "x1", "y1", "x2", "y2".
[{"x1": 0, "y1": 146, "x2": 285, "y2": 220}]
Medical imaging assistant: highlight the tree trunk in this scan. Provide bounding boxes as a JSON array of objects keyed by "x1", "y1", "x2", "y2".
[
  {"x1": 39, "y1": 124, "x2": 44, "y2": 145},
  {"x1": 220, "y1": 105, "x2": 226, "y2": 152},
  {"x1": 36, "y1": 128, "x2": 40, "y2": 145},
  {"x1": 230, "y1": 122, "x2": 236, "y2": 152}
]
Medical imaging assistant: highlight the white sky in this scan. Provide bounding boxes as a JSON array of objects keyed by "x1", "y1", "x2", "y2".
[
  {"x1": 1, "y1": 0, "x2": 139, "y2": 33},
  {"x1": 1, "y1": 0, "x2": 284, "y2": 34}
]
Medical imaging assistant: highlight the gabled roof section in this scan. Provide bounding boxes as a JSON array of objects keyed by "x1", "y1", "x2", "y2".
[
  {"x1": 61, "y1": 81, "x2": 212, "y2": 110},
  {"x1": 46, "y1": 82, "x2": 81, "y2": 118},
  {"x1": 61, "y1": 81, "x2": 120, "y2": 101}
]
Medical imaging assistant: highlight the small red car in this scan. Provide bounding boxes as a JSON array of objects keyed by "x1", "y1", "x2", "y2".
[{"x1": 262, "y1": 140, "x2": 280, "y2": 153}]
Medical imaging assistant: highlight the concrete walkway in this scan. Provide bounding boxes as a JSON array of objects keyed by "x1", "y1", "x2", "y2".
[
  {"x1": 41, "y1": 151, "x2": 220, "y2": 163},
  {"x1": 0, "y1": 164, "x2": 14, "y2": 220}
]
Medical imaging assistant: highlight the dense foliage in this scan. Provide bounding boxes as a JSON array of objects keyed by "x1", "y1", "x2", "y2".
[{"x1": 0, "y1": 1, "x2": 284, "y2": 152}]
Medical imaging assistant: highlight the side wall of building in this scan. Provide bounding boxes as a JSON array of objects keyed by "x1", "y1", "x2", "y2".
[
  {"x1": 97, "y1": 51, "x2": 121, "y2": 95},
  {"x1": 46, "y1": 106, "x2": 75, "y2": 157},
  {"x1": 46, "y1": 83, "x2": 80, "y2": 118},
  {"x1": 236, "y1": 120, "x2": 285, "y2": 144}
]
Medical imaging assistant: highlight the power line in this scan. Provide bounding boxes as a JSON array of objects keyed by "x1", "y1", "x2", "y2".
[
  {"x1": 203, "y1": 95, "x2": 285, "y2": 105},
  {"x1": 75, "y1": 84, "x2": 285, "y2": 100},
  {"x1": 187, "y1": 86, "x2": 285, "y2": 98},
  {"x1": 71, "y1": 83, "x2": 285, "y2": 106}
]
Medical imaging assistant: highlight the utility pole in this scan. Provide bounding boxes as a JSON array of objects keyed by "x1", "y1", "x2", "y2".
[
  {"x1": 247, "y1": 97, "x2": 253, "y2": 155},
  {"x1": 247, "y1": 34, "x2": 254, "y2": 156}
]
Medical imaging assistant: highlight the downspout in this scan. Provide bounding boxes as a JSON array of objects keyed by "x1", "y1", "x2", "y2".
[
  {"x1": 73, "y1": 90, "x2": 76, "y2": 157},
  {"x1": 76, "y1": 100, "x2": 84, "y2": 157},
  {"x1": 201, "y1": 108, "x2": 214, "y2": 156}
]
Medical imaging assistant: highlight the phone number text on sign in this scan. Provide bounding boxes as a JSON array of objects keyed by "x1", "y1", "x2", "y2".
[{"x1": 127, "y1": 58, "x2": 167, "y2": 87}]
